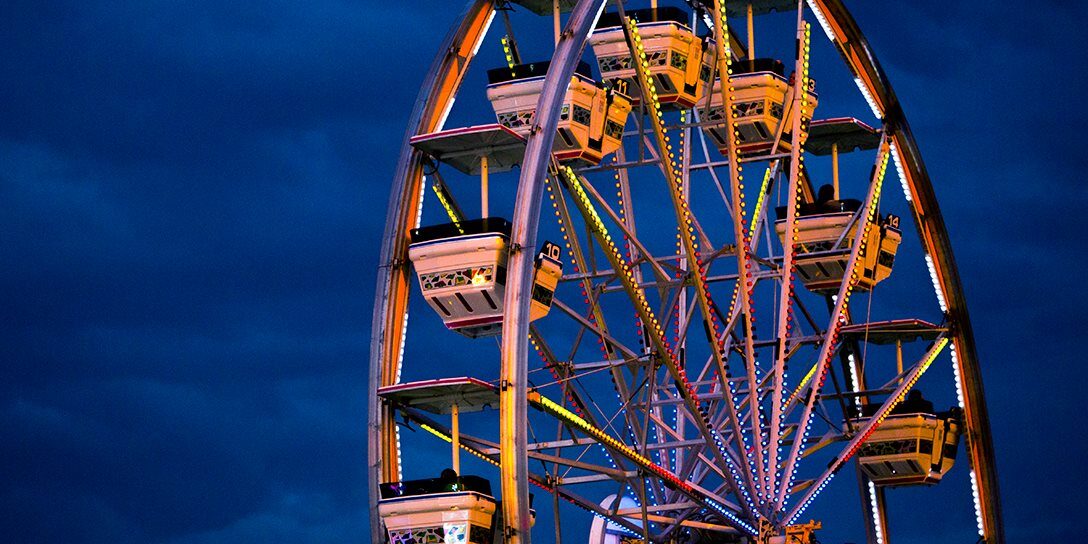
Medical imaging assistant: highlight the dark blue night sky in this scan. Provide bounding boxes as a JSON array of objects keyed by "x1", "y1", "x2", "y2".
[{"x1": 2, "y1": 1, "x2": 1085, "y2": 542}]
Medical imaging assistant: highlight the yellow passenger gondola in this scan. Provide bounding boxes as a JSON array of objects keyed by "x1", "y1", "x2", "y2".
[
  {"x1": 851, "y1": 391, "x2": 961, "y2": 487},
  {"x1": 704, "y1": 58, "x2": 818, "y2": 157},
  {"x1": 486, "y1": 60, "x2": 631, "y2": 165},
  {"x1": 775, "y1": 185, "x2": 901, "y2": 293},
  {"x1": 589, "y1": 7, "x2": 714, "y2": 109}
]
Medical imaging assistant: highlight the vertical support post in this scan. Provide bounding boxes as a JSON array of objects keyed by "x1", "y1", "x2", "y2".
[
  {"x1": 481, "y1": 155, "x2": 490, "y2": 218},
  {"x1": 832, "y1": 142, "x2": 840, "y2": 199},
  {"x1": 451, "y1": 402, "x2": 461, "y2": 474},
  {"x1": 896, "y1": 339, "x2": 903, "y2": 384},
  {"x1": 746, "y1": 3, "x2": 755, "y2": 70},
  {"x1": 553, "y1": 0, "x2": 560, "y2": 45}
]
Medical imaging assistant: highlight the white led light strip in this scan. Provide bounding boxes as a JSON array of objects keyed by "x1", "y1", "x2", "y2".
[
  {"x1": 924, "y1": 254, "x2": 949, "y2": 312},
  {"x1": 805, "y1": 0, "x2": 837, "y2": 43},
  {"x1": 889, "y1": 143, "x2": 913, "y2": 203},
  {"x1": 950, "y1": 343, "x2": 966, "y2": 408},
  {"x1": 867, "y1": 481, "x2": 885, "y2": 544},
  {"x1": 854, "y1": 77, "x2": 883, "y2": 119},
  {"x1": 970, "y1": 470, "x2": 985, "y2": 536}
]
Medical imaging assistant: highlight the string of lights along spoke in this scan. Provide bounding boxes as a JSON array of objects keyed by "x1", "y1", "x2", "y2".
[
  {"x1": 559, "y1": 165, "x2": 759, "y2": 525},
  {"x1": 672, "y1": 113, "x2": 686, "y2": 476},
  {"x1": 768, "y1": 19, "x2": 812, "y2": 516},
  {"x1": 429, "y1": 179, "x2": 465, "y2": 233},
  {"x1": 707, "y1": 0, "x2": 771, "y2": 509},
  {"x1": 785, "y1": 338, "x2": 949, "y2": 524},
  {"x1": 623, "y1": 14, "x2": 761, "y2": 515},
  {"x1": 776, "y1": 144, "x2": 891, "y2": 514}
]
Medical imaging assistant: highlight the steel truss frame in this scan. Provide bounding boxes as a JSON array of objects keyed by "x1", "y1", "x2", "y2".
[{"x1": 368, "y1": 0, "x2": 1003, "y2": 542}]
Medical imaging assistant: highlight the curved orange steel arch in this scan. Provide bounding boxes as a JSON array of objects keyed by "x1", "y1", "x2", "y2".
[
  {"x1": 806, "y1": 1, "x2": 1004, "y2": 541},
  {"x1": 366, "y1": 2, "x2": 494, "y2": 542}
]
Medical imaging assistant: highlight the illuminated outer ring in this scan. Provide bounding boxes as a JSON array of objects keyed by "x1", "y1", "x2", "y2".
[
  {"x1": 369, "y1": 1, "x2": 1004, "y2": 542},
  {"x1": 366, "y1": 2, "x2": 495, "y2": 542},
  {"x1": 802, "y1": 1, "x2": 1004, "y2": 541}
]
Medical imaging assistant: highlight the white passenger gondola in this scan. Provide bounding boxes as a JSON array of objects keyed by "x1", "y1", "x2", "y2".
[
  {"x1": 851, "y1": 391, "x2": 961, "y2": 487},
  {"x1": 775, "y1": 187, "x2": 901, "y2": 293},
  {"x1": 486, "y1": 61, "x2": 631, "y2": 166},
  {"x1": 409, "y1": 219, "x2": 562, "y2": 338},
  {"x1": 379, "y1": 475, "x2": 498, "y2": 544},
  {"x1": 589, "y1": 7, "x2": 715, "y2": 109},
  {"x1": 377, "y1": 378, "x2": 534, "y2": 543},
  {"x1": 704, "y1": 58, "x2": 818, "y2": 157}
]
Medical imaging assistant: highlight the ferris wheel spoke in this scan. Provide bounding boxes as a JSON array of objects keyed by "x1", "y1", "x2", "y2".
[
  {"x1": 614, "y1": 21, "x2": 773, "y2": 506},
  {"x1": 558, "y1": 164, "x2": 760, "y2": 518},
  {"x1": 706, "y1": 0, "x2": 775, "y2": 506},
  {"x1": 785, "y1": 336, "x2": 949, "y2": 524},
  {"x1": 775, "y1": 136, "x2": 892, "y2": 513},
  {"x1": 767, "y1": 15, "x2": 811, "y2": 502}
]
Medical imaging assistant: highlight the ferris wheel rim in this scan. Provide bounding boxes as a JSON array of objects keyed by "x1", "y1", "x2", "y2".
[
  {"x1": 366, "y1": 1, "x2": 495, "y2": 542},
  {"x1": 368, "y1": 1, "x2": 1004, "y2": 542}
]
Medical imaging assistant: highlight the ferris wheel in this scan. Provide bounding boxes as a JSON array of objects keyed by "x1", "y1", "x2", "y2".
[{"x1": 368, "y1": 1, "x2": 1003, "y2": 543}]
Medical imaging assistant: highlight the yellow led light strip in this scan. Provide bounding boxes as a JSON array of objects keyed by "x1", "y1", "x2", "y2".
[
  {"x1": 419, "y1": 423, "x2": 501, "y2": 467},
  {"x1": 501, "y1": 36, "x2": 516, "y2": 71},
  {"x1": 748, "y1": 165, "x2": 774, "y2": 236},
  {"x1": 430, "y1": 179, "x2": 465, "y2": 234},
  {"x1": 785, "y1": 146, "x2": 890, "y2": 404},
  {"x1": 623, "y1": 17, "x2": 762, "y2": 508}
]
